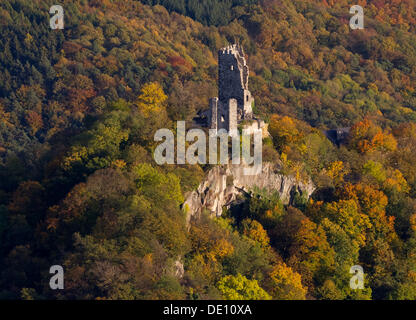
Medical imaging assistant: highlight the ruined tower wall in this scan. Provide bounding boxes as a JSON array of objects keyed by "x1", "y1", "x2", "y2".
[
  {"x1": 209, "y1": 44, "x2": 254, "y2": 134},
  {"x1": 218, "y1": 51, "x2": 246, "y2": 110},
  {"x1": 209, "y1": 97, "x2": 218, "y2": 130},
  {"x1": 209, "y1": 98, "x2": 237, "y2": 133},
  {"x1": 228, "y1": 99, "x2": 238, "y2": 134},
  {"x1": 218, "y1": 45, "x2": 253, "y2": 120}
]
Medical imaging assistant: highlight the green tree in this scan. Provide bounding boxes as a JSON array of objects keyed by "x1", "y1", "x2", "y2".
[{"x1": 217, "y1": 273, "x2": 271, "y2": 300}]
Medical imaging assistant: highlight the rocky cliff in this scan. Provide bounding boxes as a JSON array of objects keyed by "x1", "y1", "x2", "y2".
[{"x1": 183, "y1": 162, "x2": 315, "y2": 224}]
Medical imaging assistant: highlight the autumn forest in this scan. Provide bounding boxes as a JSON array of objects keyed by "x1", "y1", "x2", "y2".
[{"x1": 1, "y1": 0, "x2": 416, "y2": 300}]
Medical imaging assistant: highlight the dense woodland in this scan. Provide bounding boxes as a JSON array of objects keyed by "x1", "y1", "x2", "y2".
[{"x1": 1, "y1": 0, "x2": 416, "y2": 299}]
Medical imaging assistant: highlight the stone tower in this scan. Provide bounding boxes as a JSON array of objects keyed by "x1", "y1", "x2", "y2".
[{"x1": 209, "y1": 44, "x2": 254, "y2": 135}]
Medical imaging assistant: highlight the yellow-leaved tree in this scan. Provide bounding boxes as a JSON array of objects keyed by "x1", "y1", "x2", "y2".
[
  {"x1": 266, "y1": 262, "x2": 307, "y2": 300},
  {"x1": 217, "y1": 273, "x2": 271, "y2": 300},
  {"x1": 136, "y1": 82, "x2": 168, "y2": 116},
  {"x1": 133, "y1": 82, "x2": 170, "y2": 145}
]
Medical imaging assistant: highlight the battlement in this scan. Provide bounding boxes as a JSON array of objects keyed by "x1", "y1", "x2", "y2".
[{"x1": 218, "y1": 43, "x2": 244, "y2": 57}]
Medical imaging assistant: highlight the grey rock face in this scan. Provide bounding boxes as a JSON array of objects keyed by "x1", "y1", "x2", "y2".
[
  {"x1": 183, "y1": 162, "x2": 315, "y2": 224},
  {"x1": 174, "y1": 258, "x2": 184, "y2": 279}
]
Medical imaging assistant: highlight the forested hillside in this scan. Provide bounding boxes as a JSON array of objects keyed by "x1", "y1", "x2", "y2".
[
  {"x1": 139, "y1": 0, "x2": 258, "y2": 25},
  {"x1": 1, "y1": 0, "x2": 416, "y2": 300}
]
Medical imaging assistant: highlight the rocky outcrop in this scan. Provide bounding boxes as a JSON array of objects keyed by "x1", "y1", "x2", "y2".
[
  {"x1": 174, "y1": 258, "x2": 184, "y2": 279},
  {"x1": 183, "y1": 162, "x2": 315, "y2": 224}
]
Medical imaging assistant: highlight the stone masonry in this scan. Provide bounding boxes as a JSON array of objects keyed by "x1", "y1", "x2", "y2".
[{"x1": 209, "y1": 44, "x2": 254, "y2": 134}]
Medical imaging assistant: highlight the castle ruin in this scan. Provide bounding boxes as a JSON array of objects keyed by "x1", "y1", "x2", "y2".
[{"x1": 209, "y1": 44, "x2": 255, "y2": 135}]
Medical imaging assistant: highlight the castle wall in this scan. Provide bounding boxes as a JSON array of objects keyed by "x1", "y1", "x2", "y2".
[
  {"x1": 209, "y1": 97, "x2": 218, "y2": 130},
  {"x1": 228, "y1": 99, "x2": 237, "y2": 135},
  {"x1": 218, "y1": 52, "x2": 246, "y2": 109},
  {"x1": 243, "y1": 89, "x2": 253, "y2": 116},
  {"x1": 209, "y1": 44, "x2": 254, "y2": 133}
]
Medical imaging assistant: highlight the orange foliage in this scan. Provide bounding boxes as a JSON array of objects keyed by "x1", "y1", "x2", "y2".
[
  {"x1": 350, "y1": 119, "x2": 397, "y2": 153},
  {"x1": 337, "y1": 183, "x2": 396, "y2": 241},
  {"x1": 25, "y1": 110, "x2": 43, "y2": 135},
  {"x1": 269, "y1": 114, "x2": 303, "y2": 151},
  {"x1": 241, "y1": 219, "x2": 271, "y2": 248}
]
